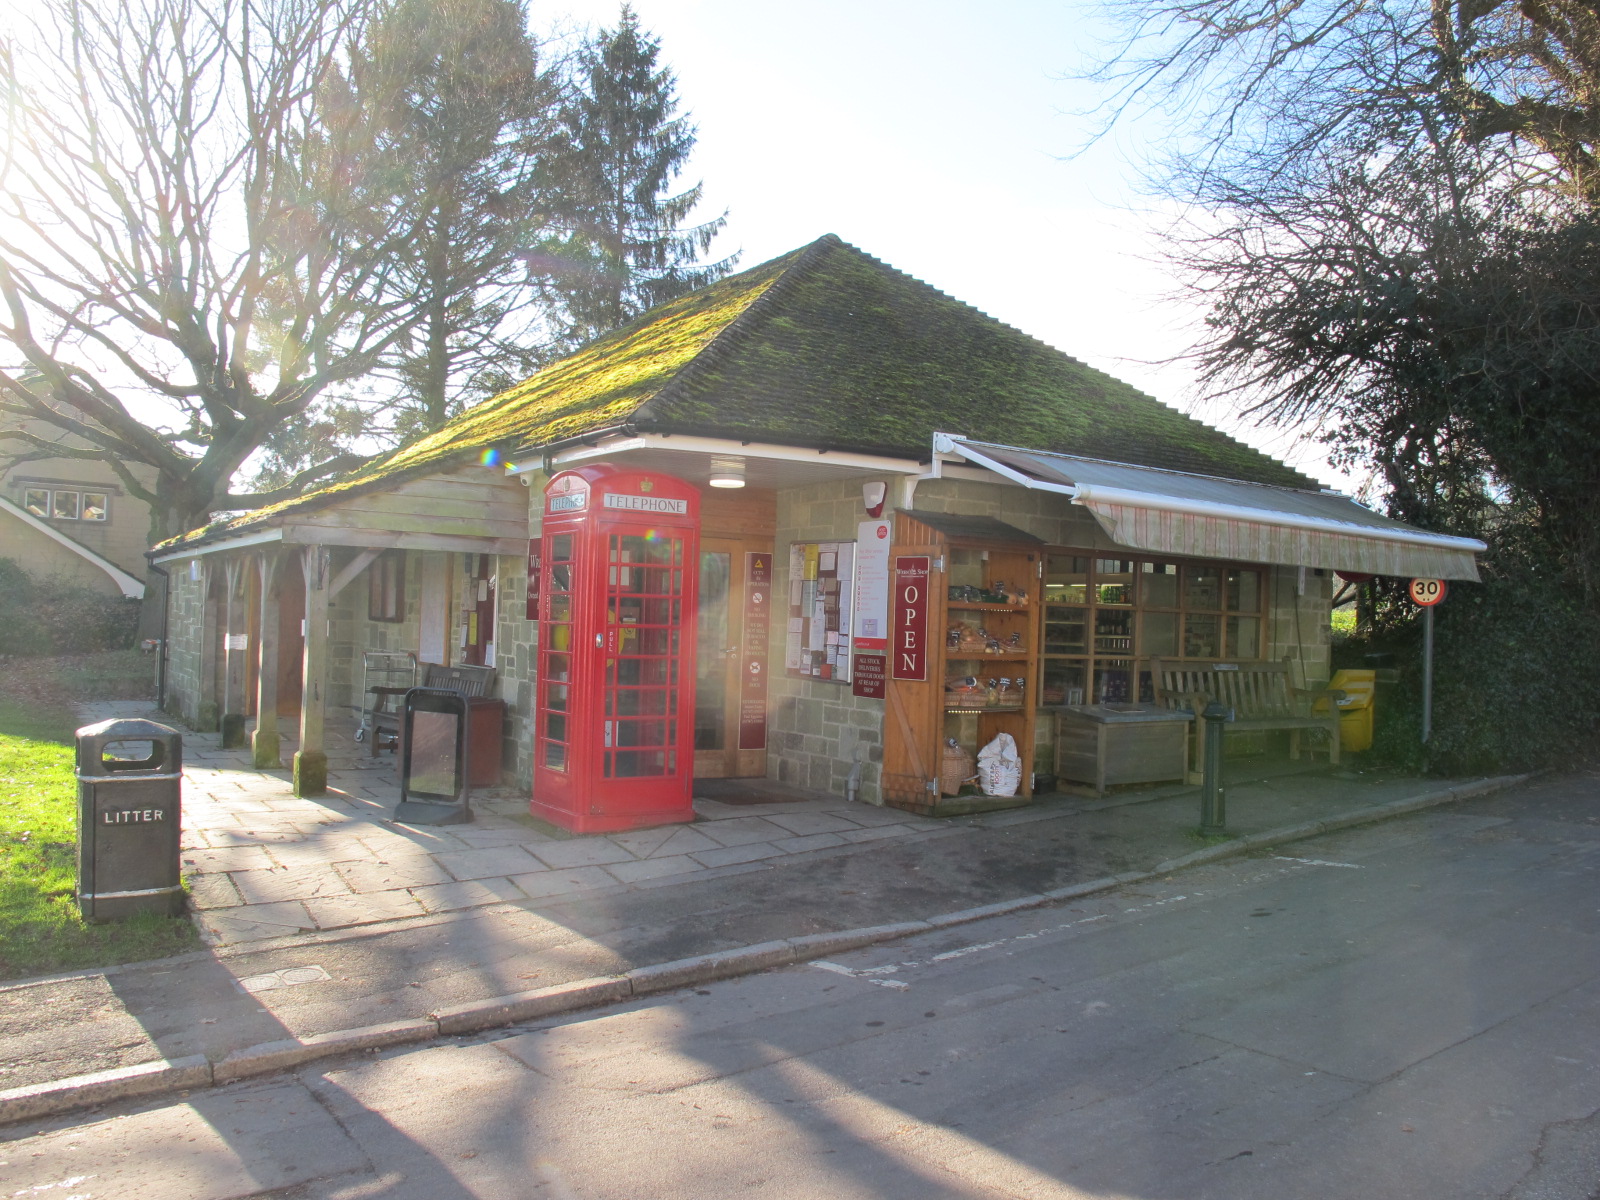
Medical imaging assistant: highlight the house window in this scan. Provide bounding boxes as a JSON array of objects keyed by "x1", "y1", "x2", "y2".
[
  {"x1": 20, "y1": 487, "x2": 107, "y2": 522},
  {"x1": 368, "y1": 553, "x2": 404, "y2": 622},
  {"x1": 1041, "y1": 552, "x2": 1266, "y2": 705}
]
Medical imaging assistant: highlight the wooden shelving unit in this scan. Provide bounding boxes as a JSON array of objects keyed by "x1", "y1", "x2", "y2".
[{"x1": 881, "y1": 513, "x2": 1042, "y2": 816}]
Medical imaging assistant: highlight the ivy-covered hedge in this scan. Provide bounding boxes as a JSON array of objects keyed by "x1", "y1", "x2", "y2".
[
  {"x1": 1333, "y1": 533, "x2": 1600, "y2": 775},
  {"x1": 0, "y1": 558, "x2": 141, "y2": 656}
]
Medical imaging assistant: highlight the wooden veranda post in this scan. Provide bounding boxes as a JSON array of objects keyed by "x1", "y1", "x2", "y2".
[
  {"x1": 220, "y1": 558, "x2": 249, "y2": 748},
  {"x1": 294, "y1": 544, "x2": 330, "y2": 796},
  {"x1": 252, "y1": 550, "x2": 282, "y2": 769}
]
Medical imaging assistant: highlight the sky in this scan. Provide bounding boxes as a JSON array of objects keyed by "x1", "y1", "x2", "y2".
[{"x1": 550, "y1": 0, "x2": 1349, "y2": 491}]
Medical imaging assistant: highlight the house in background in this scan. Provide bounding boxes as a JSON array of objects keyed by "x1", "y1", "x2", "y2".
[
  {"x1": 150, "y1": 235, "x2": 1483, "y2": 810},
  {"x1": 0, "y1": 420, "x2": 149, "y2": 599}
]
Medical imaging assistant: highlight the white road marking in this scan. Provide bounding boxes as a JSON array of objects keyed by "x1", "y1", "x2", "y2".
[
  {"x1": 1274, "y1": 855, "x2": 1364, "y2": 869},
  {"x1": 808, "y1": 893, "x2": 1198, "y2": 989},
  {"x1": 810, "y1": 961, "x2": 910, "y2": 989}
]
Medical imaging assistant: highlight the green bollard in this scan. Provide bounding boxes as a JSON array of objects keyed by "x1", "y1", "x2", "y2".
[{"x1": 1200, "y1": 701, "x2": 1231, "y2": 836}]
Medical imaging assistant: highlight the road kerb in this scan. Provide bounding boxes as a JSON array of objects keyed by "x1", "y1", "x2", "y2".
[
  {"x1": 625, "y1": 940, "x2": 797, "y2": 996},
  {"x1": 1041, "y1": 878, "x2": 1123, "y2": 902},
  {"x1": 0, "y1": 1055, "x2": 212, "y2": 1125},
  {"x1": 433, "y1": 978, "x2": 631, "y2": 1036},
  {"x1": 213, "y1": 1019, "x2": 438, "y2": 1084},
  {"x1": 784, "y1": 922, "x2": 934, "y2": 957},
  {"x1": 926, "y1": 895, "x2": 1050, "y2": 928}
]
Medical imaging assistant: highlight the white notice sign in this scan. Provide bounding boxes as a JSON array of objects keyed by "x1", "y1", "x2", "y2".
[
  {"x1": 852, "y1": 519, "x2": 892, "y2": 650},
  {"x1": 602, "y1": 492, "x2": 688, "y2": 515}
]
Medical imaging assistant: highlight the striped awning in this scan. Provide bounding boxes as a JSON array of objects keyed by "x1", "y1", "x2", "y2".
[{"x1": 935, "y1": 436, "x2": 1485, "y2": 581}]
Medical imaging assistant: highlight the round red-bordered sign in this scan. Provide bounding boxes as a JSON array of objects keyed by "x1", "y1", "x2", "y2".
[{"x1": 1408, "y1": 578, "x2": 1447, "y2": 607}]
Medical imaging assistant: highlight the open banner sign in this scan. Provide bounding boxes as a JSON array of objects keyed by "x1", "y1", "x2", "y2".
[
  {"x1": 890, "y1": 556, "x2": 930, "y2": 680},
  {"x1": 1408, "y1": 578, "x2": 1448, "y2": 607}
]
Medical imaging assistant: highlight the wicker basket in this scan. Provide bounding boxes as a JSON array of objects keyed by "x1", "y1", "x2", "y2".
[{"x1": 940, "y1": 739, "x2": 977, "y2": 796}]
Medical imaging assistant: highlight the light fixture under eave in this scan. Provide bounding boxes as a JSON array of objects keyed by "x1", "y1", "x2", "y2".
[{"x1": 707, "y1": 455, "x2": 746, "y2": 489}]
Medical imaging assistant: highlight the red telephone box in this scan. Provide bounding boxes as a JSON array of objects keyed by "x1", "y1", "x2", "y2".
[{"x1": 532, "y1": 465, "x2": 700, "y2": 833}]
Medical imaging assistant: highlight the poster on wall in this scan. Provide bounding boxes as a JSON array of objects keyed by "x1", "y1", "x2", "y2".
[
  {"x1": 853, "y1": 518, "x2": 891, "y2": 651},
  {"x1": 890, "y1": 555, "x2": 931, "y2": 680},
  {"x1": 852, "y1": 653, "x2": 886, "y2": 699},
  {"x1": 739, "y1": 553, "x2": 772, "y2": 749}
]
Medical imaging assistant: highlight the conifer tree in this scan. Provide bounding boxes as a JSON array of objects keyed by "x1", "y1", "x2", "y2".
[{"x1": 540, "y1": 5, "x2": 734, "y2": 346}]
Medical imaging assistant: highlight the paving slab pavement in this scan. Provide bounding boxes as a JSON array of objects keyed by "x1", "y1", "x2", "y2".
[{"x1": 0, "y1": 699, "x2": 1524, "y2": 1111}]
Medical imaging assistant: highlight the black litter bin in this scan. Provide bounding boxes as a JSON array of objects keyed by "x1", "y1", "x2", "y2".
[{"x1": 76, "y1": 718, "x2": 185, "y2": 921}]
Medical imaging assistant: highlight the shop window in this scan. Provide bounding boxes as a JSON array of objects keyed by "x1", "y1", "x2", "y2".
[
  {"x1": 21, "y1": 486, "x2": 106, "y2": 521},
  {"x1": 1042, "y1": 551, "x2": 1266, "y2": 705},
  {"x1": 368, "y1": 552, "x2": 404, "y2": 622}
]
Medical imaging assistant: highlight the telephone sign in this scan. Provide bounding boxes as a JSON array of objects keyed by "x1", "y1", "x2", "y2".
[{"x1": 1408, "y1": 578, "x2": 1447, "y2": 607}]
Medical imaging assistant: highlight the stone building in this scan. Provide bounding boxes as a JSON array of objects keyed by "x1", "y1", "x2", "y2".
[
  {"x1": 151, "y1": 235, "x2": 1482, "y2": 811},
  {"x1": 1, "y1": 418, "x2": 151, "y2": 599}
]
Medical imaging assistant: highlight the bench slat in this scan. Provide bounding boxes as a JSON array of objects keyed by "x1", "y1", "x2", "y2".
[{"x1": 1149, "y1": 656, "x2": 1340, "y2": 769}]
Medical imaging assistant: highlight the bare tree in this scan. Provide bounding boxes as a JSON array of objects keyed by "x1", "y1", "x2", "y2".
[
  {"x1": 1091, "y1": 0, "x2": 1600, "y2": 202},
  {"x1": 0, "y1": 0, "x2": 425, "y2": 566}
]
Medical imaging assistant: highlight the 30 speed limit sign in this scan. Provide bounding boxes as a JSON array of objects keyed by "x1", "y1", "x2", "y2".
[{"x1": 1408, "y1": 578, "x2": 1447, "y2": 607}]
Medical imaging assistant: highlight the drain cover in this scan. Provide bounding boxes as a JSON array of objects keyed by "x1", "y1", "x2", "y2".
[{"x1": 237, "y1": 964, "x2": 332, "y2": 993}]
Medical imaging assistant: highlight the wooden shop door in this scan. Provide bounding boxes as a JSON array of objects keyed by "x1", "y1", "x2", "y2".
[{"x1": 693, "y1": 537, "x2": 772, "y2": 779}]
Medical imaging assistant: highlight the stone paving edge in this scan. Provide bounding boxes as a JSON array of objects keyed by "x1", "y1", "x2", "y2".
[{"x1": 0, "y1": 773, "x2": 1530, "y2": 1127}]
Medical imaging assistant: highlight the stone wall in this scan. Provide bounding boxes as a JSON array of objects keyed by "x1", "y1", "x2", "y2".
[
  {"x1": 320, "y1": 546, "x2": 534, "y2": 786},
  {"x1": 769, "y1": 479, "x2": 886, "y2": 803},
  {"x1": 1266, "y1": 565, "x2": 1334, "y2": 686},
  {"x1": 161, "y1": 559, "x2": 208, "y2": 727},
  {"x1": 326, "y1": 551, "x2": 424, "y2": 717},
  {"x1": 494, "y1": 546, "x2": 537, "y2": 788}
]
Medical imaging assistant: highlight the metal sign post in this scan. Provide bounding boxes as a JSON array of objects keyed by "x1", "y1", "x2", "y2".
[
  {"x1": 1422, "y1": 606, "x2": 1434, "y2": 743},
  {"x1": 1408, "y1": 579, "x2": 1448, "y2": 745}
]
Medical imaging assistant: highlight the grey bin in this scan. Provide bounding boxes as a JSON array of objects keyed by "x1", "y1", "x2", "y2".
[{"x1": 76, "y1": 718, "x2": 185, "y2": 922}]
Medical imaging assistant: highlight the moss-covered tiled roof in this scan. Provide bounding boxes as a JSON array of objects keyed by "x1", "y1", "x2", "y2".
[
  {"x1": 163, "y1": 234, "x2": 1310, "y2": 547},
  {"x1": 632, "y1": 236, "x2": 1310, "y2": 485}
]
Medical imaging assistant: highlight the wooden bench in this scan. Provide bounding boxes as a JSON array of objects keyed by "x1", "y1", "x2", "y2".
[
  {"x1": 368, "y1": 662, "x2": 497, "y2": 756},
  {"x1": 1150, "y1": 657, "x2": 1341, "y2": 775}
]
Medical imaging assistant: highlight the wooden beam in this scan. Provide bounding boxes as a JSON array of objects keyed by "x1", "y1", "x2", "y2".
[
  {"x1": 328, "y1": 545, "x2": 388, "y2": 600},
  {"x1": 280, "y1": 524, "x2": 527, "y2": 556},
  {"x1": 220, "y1": 558, "x2": 249, "y2": 748},
  {"x1": 294, "y1": 544, "x2": 331, "y2": 796},
  {"x1": 252, "y1": 550, "x2": 283, "y2": 769}
]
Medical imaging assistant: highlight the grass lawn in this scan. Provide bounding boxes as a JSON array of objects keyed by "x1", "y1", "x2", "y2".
[{"x1": 0, "y1": 651, "x2": 198, "y2": 980}]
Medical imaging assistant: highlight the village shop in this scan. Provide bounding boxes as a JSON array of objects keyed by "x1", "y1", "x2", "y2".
[{"x1": 152, "y1": 236, "x2": 1483, "y2": 830}]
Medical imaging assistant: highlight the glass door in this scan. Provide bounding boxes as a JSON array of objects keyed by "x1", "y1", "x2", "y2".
[
  {"x1": 695, "y1": 547, "x2": 734, "y2": 777},
  {"x1": 694, "y1": 537, "x2": 771, "y2": 779},
  {"x1": 603, "y1": 532, "x2": 684, "y2": 779}
]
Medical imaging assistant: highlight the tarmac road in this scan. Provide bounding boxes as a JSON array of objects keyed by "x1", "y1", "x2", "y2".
[{"x1": 3, "y1": 774, "x2": 1599, "y2": 1199}]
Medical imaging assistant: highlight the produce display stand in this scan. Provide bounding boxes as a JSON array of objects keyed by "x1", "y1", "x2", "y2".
[{"x1": 880, "y1": 511, "x2": 1043, "y2": 817}]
